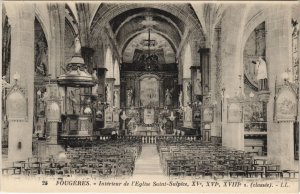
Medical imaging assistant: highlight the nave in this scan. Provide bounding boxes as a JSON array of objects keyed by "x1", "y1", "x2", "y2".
[
  {"x1": 2, "y1": 138, "x2": 299, "y2": 180},
  {"x1": 1, "y1": 3, "x2": 299, "y2": 192}
]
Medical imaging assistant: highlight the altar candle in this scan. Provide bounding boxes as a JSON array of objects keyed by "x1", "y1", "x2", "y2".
[{"x1": 170, "y1": 111, "x2": 174, "y2": 117}]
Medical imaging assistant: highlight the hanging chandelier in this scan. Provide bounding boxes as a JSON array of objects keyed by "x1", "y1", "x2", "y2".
[{"x1": 144, "y1": 28, "x2": 159, "y2": 71}]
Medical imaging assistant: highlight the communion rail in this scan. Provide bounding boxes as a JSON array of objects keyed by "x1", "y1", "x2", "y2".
[
  {"x1": 96, "y1": 135, "x2": 198, "y2": 144},
  {"x1": 58, "y1": 135, "x2": 198, "y2": 145},
  {"x1": 118, "y1": 135, "x2": 198, "y2": 144}
]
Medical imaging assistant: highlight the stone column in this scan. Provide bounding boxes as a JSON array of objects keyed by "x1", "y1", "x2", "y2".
[
  {"x1": 94, "y1": 67, "x2": 107, "y2": 102},
  {"x1": 222, "y1": 99, "x2": 244, "y2": 150},
  {"x1": 81, "y1": 47, "x2": 95, "y2": 73},
  {"x1": 45, "y1": 120, "x2": 64, "y2": 157},
  {"x1": 48, "y1": 3, "x2": 65, "y2": 78},
  {"x1": 220, "y1": 5, "x2": 246, "y2": 150},
  {"x1": 182, "y1": 78, "x2": 192, "y2": 128},
  {"x1": 266, "y1": 5, "x2": 296, "y2": 170},
  {"x1": 106, "y1": 78, "x2": 115, "y2": 104},
  {"x1": 211, "y1": 27, "x2": 222, "y2": 139},
  {"x1": 6, "y1": 3, "x2": 35, "y2": 162},
  {"x1": 183, "y1": 106, "x2": 193, "y2": 127},
  {"x1": 120, "y1": 79, "x2": 126, "y2": 108},
  {"x1": 47, "y1": 122, "x2": 58, "y2": 144},
  {"x1": 45, "y1": 84, "x2": 61, "y2": 143},
  {"x1": 42, "y1": 83, "x2": 64, "y2": 157},
  {"x1": 114, "y1": 85, "x2": 120, "y2": 109},
  {"x1": 182, "y1": 78, "x2": 192, "y2": 106}
]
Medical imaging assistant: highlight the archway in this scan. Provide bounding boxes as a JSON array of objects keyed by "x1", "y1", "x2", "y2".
[
  {"x1": 243, "y1": 22, "x2": 268, "y2": 157},
  {"x1": 88, "y1": 3, "x2": 206, "y2": 136}
]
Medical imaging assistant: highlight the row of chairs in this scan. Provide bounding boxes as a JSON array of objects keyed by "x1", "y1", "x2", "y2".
[
  {"x1": 157, "y1": 139, "x2": 297, "y2": 179},
  {"x1": 2, "y1": 139, "x2": 142, "y2": 178}
]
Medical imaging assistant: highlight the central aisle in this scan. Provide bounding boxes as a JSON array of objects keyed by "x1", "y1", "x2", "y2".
[{"x1": 133, "y1": 144, "x2": 163, "y2": 176}]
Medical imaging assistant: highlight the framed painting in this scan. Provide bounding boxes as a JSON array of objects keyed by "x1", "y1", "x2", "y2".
[
  {"x1": 274, "y1": 86, "x2": 297, "y2": 122},
  {"x1": 202, "y1": 107, "x2": 214, "y2": 122},
  {"x1": 227, "y1": 102, "x2": 243, "y2": 123},
  {"x1": 6, "y1": 84, "x2": 28, "y2": 121}
]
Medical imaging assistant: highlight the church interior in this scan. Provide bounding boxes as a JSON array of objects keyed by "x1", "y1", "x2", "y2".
[{"x1": 1, "y1": 2, "x2": 300, "y2": 180}]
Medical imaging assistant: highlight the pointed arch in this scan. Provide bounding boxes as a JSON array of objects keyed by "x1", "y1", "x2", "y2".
[
  {"x1": 35, "y1": 5, "x2": 51, "y2": 43},
  {"x1": 66, "y1": 2, "x2": 79, "y2": 24}
]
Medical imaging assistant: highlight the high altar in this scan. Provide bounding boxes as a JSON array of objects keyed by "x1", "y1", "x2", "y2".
[{"x1": 120, "y1": 58, "x2": 180, "y2": 136}]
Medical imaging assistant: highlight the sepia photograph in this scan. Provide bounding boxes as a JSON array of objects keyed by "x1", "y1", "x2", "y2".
[{"x1": 1, "y1": 1, "x2": 299, "y2": 193}]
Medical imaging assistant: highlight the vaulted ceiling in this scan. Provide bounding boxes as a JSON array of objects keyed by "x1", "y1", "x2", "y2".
[
  {"x1": 123, "y1": 32, "x2": 176, "y2": 64},
  {"x1": 90, "y1": 3, "x2": 205, "y2": 64}
]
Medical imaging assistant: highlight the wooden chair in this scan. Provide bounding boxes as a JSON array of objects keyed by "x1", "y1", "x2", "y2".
[
  {"x1": 168, "y1": 165, "x2": 184, "y2": 179},
  {"x1": 282, "y1": 170, "x2": 299, "y2": 178},
  {"x1": 247, "y1": 166, "x2": 265, "y2": 178},
  {"x1": 265, "y1": 165, "x2": 282, "y2": 178},
  {"x1": 195, "y1": 165, "x2": 206, "y2": 179}
]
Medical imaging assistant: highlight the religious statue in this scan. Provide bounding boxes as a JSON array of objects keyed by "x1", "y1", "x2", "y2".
[
  {"x1": 195, "y1": 69, "x2": 202, "y2": 94},
  {"x1": 74, "y1": 35, "x2": 81, "y2": 55},
  {"x1": 38, "y1": 90, "x2": 48, "y2": 115},
  {"x1": 36, "y1": 62, "x2": 47, "y2": 76},
  {"x1": 127, "y1": 88, "x2": 133, "y2": 107},
  {"x1": 69, "y1": 90, "x2": 77, "y2": 114},
  {"x1": 35, "y1": 37, "x2": 48, "y2": 76},
  {"x1": 158, "y1": 117, "x2": 165, "y2": 134},
  {"x1": 92, "y1": 84, "x2": 99, "y2": 96},
  {"x1": 184, "y1": 105, "x2": 192, "y2": 122},
  {"x1": 96, "y1": 110, "x2": 103, "y2": 119},
  {"x1": 253, "y1": 57, "x2": 268, "y2": 90},
  {"x1": 114, "y1": 90, "x2": 118, "y2": 107},
  {"x1": 179, "y1": 90, "x2": 183, "y2": 107},
  {"x1": 92, "y1": 70, "x2": 98, "y2": 80},
  {"x1": 165, "y1": 89, "x2": 172, "y2": 106}
]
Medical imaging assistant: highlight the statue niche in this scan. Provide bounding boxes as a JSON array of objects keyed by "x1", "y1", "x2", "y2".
[
  {"x1": 34, "y1": 18, "x2": 48, "y2": 77},
  {"x1": 126, "y1": 88, "x2": 133, "y2": 107},
  {"x1": 36, "y1": 87, "x2": 47, "y2": 116},
  {"x1": 165, "y1": 89, "x2": 172, "y2": 106}
]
